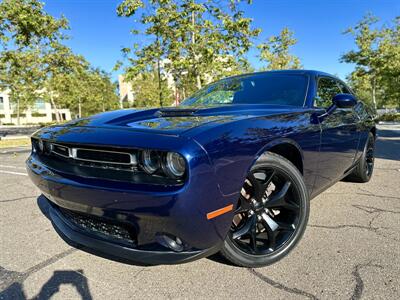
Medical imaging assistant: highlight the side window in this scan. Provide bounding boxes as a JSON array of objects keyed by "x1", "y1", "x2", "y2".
[
  {"x1": 337, "y1": 81, "x2": 351, "y2": 94},
  {"x1": 315, "y1": 77, "x2": 341, "y2": 108}
]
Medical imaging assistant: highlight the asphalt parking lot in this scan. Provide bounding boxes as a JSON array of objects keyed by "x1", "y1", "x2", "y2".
[{"x1": 1, "y1": 124, "x2": 399, "y2": 299}]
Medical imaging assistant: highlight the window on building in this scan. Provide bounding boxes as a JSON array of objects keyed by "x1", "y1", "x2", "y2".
[{"x1": 34, "y1": 99, "x2": 46, "y2": 110}]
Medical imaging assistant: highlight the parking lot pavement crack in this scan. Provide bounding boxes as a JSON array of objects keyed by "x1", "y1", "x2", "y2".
[
  {"x1": 0, "y1": 248, "x2": 77, "y2": 292},
  {"x1": 0, "y1": 196, "x2": 37, "y2": 203},
  {"x1": 308, "y1": 224, "x2": 377, "y2": 232},
  {"x1": 248, "y1": 268, "x2": 319, "y2": 300},
  {"x1": 356, "y1": 188, "x2": 400, "y2": 200},
  {"x1": 352, "y1": 204, "x2": 400, "y2": 215},
  {"x1": 310, "y1": 215, "x2": 400, "y2": 243},
  {"x1": 350, "y1": 262, "x2": 383, "y2": 300},
  {"x1": 355, "y1": 192, "x2": 400, "y2": 200},
  {"x1": 23, "y1": 248, "x2": 77, "y2": 278}
]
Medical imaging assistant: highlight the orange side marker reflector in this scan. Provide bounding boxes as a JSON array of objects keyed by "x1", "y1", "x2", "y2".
[{"x1": 207, "y1": 204, "x2": 234, "y2": 220}]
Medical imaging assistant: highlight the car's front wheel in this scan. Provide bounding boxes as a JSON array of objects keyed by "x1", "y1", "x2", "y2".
[{"x1": 220, "y1": 152, "x2": 309, "y2": 268}]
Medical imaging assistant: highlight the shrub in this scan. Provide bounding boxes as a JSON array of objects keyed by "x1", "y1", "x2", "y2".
[{"x1": 376, "y1": 113, "x2": 400, "y2": 122}]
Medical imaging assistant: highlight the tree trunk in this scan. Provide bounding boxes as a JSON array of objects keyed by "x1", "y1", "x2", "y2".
[
  {"x1": 191, "y1": 11, "x2": 202, "y2": 90},
  {"x1": 78, "y1": 99, "x2": 82, "y2": 118},
  {"x1": 50, "y1": 94, "x2": 60, "y2": 123},
  {"x1": 196, "y1": 75, "x2": 202, "y2": 90},
  {"x1": 371, "y1": 77, "x2": 377, "y2": 111},
  {"x1": 17, "y1": 98, "x2": 20, "y2": 126},
  {"x1": 157, "y1": 58, "x2": 163, "y2": 107}
]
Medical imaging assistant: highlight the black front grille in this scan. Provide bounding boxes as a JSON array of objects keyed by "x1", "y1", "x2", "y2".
[
  {"x1": 76, "y1": 148, "x2": 132, "y2": 164},
  {"x1": 52, "y1": 144, "x2": 69, "y2": 157},
  {"x1": 60, "y1": 208, "x2": 137, "y2": 247}
]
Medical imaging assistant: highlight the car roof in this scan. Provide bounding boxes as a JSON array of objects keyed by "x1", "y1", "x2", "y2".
[{"x1": 225, "y1": 69, "x2": 338, "y2": 80}]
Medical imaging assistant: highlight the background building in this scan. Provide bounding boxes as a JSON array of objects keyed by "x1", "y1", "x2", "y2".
[{"x1": 0, "y1": 90, "x2": 71, "y2": 125}]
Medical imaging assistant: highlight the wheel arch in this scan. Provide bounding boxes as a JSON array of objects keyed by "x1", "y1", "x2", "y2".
[{"x1": 252, "y1": 138, "x2": 304, "y2": 175}]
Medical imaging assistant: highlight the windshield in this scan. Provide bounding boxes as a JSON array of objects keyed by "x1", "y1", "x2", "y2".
[{"x1": 180, "y1": 73, "x2": 308, "y2": 107}]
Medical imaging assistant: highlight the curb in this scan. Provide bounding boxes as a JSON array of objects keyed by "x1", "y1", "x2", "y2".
[
  {"x1": 378, "y1": 121, "x2": 400, "y2": 125},
  {"x1": 0, "y1": 135, "x2": 30, "y2": 140}
]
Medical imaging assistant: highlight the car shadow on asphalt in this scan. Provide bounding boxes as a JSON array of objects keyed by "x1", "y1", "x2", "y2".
[{"x1": 0, "y1": 268, "x2": 93, "y2": 300}]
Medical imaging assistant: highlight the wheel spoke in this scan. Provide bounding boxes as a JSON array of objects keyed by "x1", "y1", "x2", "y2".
[
  {"x1": 261, "y1": 212, "x2": 295, "y2": 247},
  {"x1": 264, "y1": 181, "x2": 299, "y2": 211},
  {"x1": 249, "y1": 218, "x2": 258, "y2": 252},
  {"x1": 232, "y1": 215, "x2": 255, "y2": 239},
  {"x1": 248, "y1": 169, "x2": 275, "y2": 201},
  {"x1": 263, "y1": 169, "x2": 275, "y2": 189},
  {"x1": 260, "y1": 216, "x2": 277, "y2": 250},
  {"x1": 247, "y1": 173, "x2": 264, "y2": 201},
  {"x1": 234, "y1": 196, "x2": 252, "y2": 214}
]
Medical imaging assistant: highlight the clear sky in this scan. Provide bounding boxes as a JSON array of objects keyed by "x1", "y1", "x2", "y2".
[{"x1": 44, "y1": 0, "x2": 400, "y2": 82}]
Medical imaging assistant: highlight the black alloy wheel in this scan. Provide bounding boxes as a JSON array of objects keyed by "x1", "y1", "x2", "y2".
[
  {"x1": 220, "y1": 152, "x2": 309, "y2": 267},
  {"x1": 365, "y1": 136, "x2": 375, "y2": 177},
  {"x1": 345, "y1": 132, "x2": 375, "y2": 183}
]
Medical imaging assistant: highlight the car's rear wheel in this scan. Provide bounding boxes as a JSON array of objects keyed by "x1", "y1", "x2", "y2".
[
  {"x1": 345, "y1": 132, "x2": 375, "y2": 183},
  {"x1": 220, "y1": 152, "x2": 309, "y2": 268}
]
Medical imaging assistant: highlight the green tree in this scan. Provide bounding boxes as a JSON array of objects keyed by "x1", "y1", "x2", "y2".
[
  {"x1": 127, "y1": 70, "x2": 174, "y2": 108},
  {"x1": 341, "y1": 14, "x2": 399, "y2": 109},
  {"x1": 117, "y1": 0, "x2": 260, "y2": 106},
  {"x1": 0, "y1": 50, "x2": 43, "y2": 123},
  {"x1": 378, "y1": 16, "x2": 400, "y2": 108},
  {"x1": 49, "y1": 66, "x2": 119, "y2": 118},
  {"x1": 0, "y1": 0, "x2": 68, "y2": 124},
  {"x1": 257, "y1": 27, "x2": 302, "y2": 70},
  {"x1": 0, "y1": 0, "x2": 119, "y2": 123}
]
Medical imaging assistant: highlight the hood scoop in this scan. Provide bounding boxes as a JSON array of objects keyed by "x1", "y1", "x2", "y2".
[{"x1": 157, "y1": 108, "x2": 198, "y2": 117}]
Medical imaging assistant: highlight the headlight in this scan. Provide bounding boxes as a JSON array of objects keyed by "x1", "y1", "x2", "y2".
[
  {"x1": 38, "y1": 139, "x2": 44, "y2": 152},
  {"x1": 141, "y1": 150, "x2": 160, "y2": 174},
  {"x1": 164, "y1": 152, "x2": 186, "y2": 178}
]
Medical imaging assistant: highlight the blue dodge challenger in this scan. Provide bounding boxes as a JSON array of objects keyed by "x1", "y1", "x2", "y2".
[{"x1": 27, "y1": 70, "x2": 376, "y2": 267}]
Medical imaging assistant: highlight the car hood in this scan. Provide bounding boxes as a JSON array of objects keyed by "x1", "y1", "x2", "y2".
[{"x1": 59, "y1": 104, "x2": 305, "y2": 136}]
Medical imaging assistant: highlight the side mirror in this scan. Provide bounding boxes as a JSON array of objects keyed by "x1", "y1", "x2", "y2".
[{"x1": 332, "y1": 93, "x2": 357, "y2": 108}]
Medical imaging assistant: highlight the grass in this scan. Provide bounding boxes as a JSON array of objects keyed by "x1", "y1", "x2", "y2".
[{"x1": 0, "y1": 138, "x2": 31, "y2": 149}]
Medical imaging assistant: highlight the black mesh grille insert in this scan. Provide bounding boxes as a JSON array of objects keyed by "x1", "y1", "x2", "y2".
[
  {"x1": 52, "y1": 144, "x2": 69, "y2": 157},
  {"x1": 60, "y1": 208, "x2": 137, "y2": 246},
  {"x1": 76, "y1": 149, "x2": 131, "y2": 164}
]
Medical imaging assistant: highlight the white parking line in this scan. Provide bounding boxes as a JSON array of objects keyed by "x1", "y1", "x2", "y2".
[
  {"x1": 0, "y1": 164, "x2": 26, "y2": 170},
  {"x1": 0, "y1": 170, "x2": 28, "y2": 176}
]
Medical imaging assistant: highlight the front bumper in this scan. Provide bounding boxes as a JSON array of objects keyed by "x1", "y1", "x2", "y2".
[
  {"x1": 42, "y1": 196, "x2": 220, "y2": 265},
  {"x1": 27, "y1": 150, "x2": 237, "y2": 264}
]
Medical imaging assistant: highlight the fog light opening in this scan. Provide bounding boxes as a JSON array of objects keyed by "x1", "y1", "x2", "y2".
[{"x1": 156, "y1": 233, "x2": 184, "y2": 252}]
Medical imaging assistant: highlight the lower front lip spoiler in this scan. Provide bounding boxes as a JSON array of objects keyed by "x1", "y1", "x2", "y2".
[{"x1": 43, "y1": 197, "x2": 221, "y2": 265}]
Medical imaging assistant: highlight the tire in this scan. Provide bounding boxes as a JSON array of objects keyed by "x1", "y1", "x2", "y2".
[
  {"x1": 220, "y1": 152, "x2": 309, "y2": 268},
  {"x1": 345, "y1": 132, "x2": 375, "y2": 183}
]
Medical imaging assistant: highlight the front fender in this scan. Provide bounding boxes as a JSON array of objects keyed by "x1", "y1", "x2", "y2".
[{"x1": 192, "y1": 112, "x2": 320, "y2": 198}]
